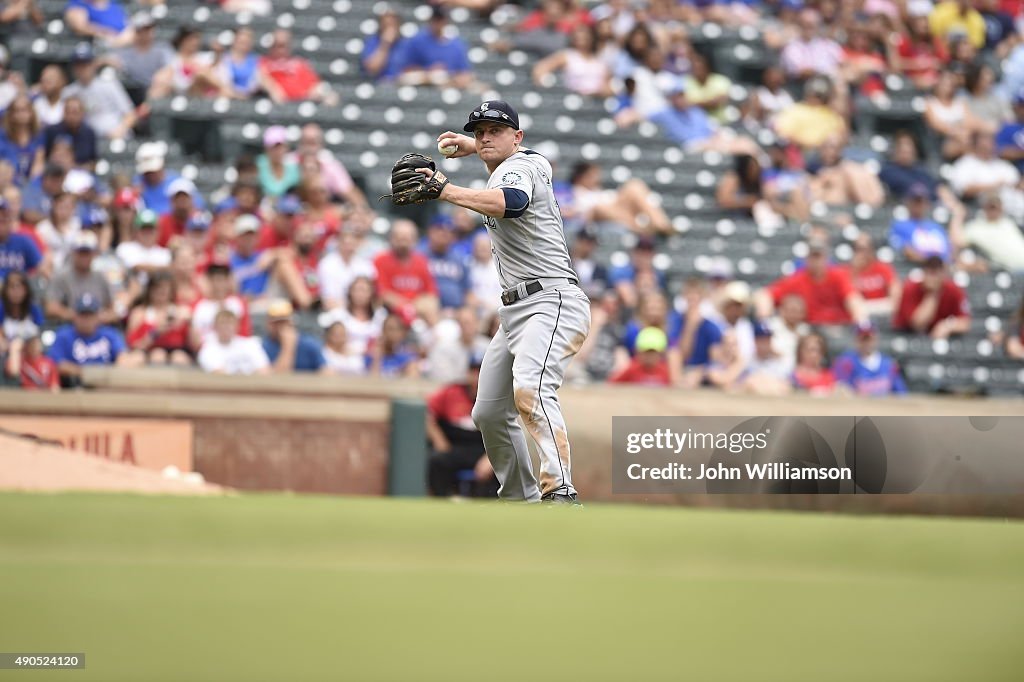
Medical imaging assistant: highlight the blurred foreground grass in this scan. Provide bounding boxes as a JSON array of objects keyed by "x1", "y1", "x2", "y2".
[{"x1": 0, "y1": 493, "x2": 1022, "y2": 681}]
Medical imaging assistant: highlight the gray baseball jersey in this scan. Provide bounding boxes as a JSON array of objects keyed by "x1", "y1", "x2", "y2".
[
  {"x1": 471, "y1": 146, "x2": 591, "y2": 502},
  {"x1": 482, "y1": 149, "x2": 578, "y2": 288}
]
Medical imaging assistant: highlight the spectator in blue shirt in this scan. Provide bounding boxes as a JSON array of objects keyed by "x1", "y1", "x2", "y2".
[
  {"x1": 421, "y1": 214, "x2": 470, "y2": 311},
  {"x1": 65, "y1": 0, "x2": 131, "y2": 47},
  {"x1": 607, "y1": 235, "x2": 666, "y2": 310},
  {"x1": 996, "y1": 93, "x2": 1024, "y2": 173},
  {"x1": 48, "y1": 292, "x2": 135, "y2": 387},
  {"x1": 42, "y1": 96, "x2": 99, "y2": 168},
  {"x1": 671, "y1": 277, "x2": 723, "y2": 370},
  {"x1": 261, "y1": 299, "x2": 326, "y2": 373},
  {"x1": 361, "y1": 7, "x2": 405, "y2": 82},
  {"x1": 0, "y1": 93, "x2": 44, "y2": 186},
  {"x1": 367, "y1": 312, "x2": 420, "y2": 378},
  {"x1": 21, "y1": 162, "x2": 66, "y2": 225},
  {"x1": 878, "y1": 129, "x2": 944, "y2": 200},
  {"x1": 230, "y1": 215, "x2": 273, "y2": 299},
  {"x1": 394, "y1": 6, "x2": 474, "y2": 88},
  {"x1": 832, "y1": 322, "x2": 907, "y2": 396},
  {"x1": 0, "y1": 196, "x2": 41, "y2": 278},
  {"x1": 888, "y1": 183, "x2": 957, "y2": 265},
  {"x1": 134, "y1": 141, "x2": 204, "y2": 215}
]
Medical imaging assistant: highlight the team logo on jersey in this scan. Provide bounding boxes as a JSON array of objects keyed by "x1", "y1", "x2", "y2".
[{"x1": 501, "y1": 171, "x2": 523, "y2": 185}]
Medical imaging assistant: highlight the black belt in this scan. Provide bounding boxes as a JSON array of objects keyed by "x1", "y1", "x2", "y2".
[{"x1": 500, "y1": 278, "x2": 578, "y2": 306}]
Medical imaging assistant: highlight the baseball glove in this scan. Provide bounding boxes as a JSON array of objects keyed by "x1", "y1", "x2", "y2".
[{"x1": 380, "y1": 153, "x2": 450, "y2": 205}]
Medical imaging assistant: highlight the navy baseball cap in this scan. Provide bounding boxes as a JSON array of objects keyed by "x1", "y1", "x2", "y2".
[
  {"x1": 187, "y1": 212, "x2": 212, "y2": 231},
  {"x1": 754, "y1": 321, "x2": 773, "y2": 338},
  {"x1": 71, "y1": 42, "x2": 95, "y2": 63},
  {"x1": 1013, "y1": 89, "x2": 1024, "y2": 106},
  {"x1": 464, "y1": 100, "x2": 519, "y2": 132},
  {"x1": 277, "y1": 194, "x2": 302, "y2": 216},
  {"x1": 429, "y1": 213, "x2": 455, "y2": 230},
  {"x1": 906, "y1": 182, "x2": 930, "y2": 200},
  {"x1": 74, "y1": 293, "x2": 101, "y2": 314}
]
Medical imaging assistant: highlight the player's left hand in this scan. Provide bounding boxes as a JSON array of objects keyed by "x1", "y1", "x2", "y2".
[{"x1": 380, "y1": 153, "x2": 450, "y2": 205}]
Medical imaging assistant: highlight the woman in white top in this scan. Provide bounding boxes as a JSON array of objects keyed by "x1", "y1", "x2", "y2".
[
  {"x1": 317, "y1": 276, "x2": 385, "y2": 357},
  {"x1": 924, "y1": 71, "x2": 995, "y2": 160},
  {"x1": 149, "y1": 26, "x2": 233, "y2": 100},
  {"x1": 36, "y1": 192, "x2": 81, "y2": 271},
  {"x1": 321, "y1": 321, "x2": 366, "y2": 376},
  {"x1": 532, "y1": 25, "x2": 614, "y2": 98}
]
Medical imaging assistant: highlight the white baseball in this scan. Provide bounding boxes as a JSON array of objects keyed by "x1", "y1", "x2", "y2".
[{"x1": 438, "y1": 140, "x2": 459, "y2": 157}]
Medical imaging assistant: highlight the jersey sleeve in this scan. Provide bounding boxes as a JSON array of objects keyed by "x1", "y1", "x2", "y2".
[{"x1": 493, "y1": 159, "x2": 537, "y2": 199}]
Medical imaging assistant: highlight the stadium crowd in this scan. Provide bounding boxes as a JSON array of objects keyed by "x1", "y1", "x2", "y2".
[{"x1": 0, "y1": 0, "x2": 1022, "y2": 409}]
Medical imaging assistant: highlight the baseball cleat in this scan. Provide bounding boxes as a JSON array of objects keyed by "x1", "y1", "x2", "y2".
[{"x1": 541, "y1": 492, "x2": 582, "y2": 506}]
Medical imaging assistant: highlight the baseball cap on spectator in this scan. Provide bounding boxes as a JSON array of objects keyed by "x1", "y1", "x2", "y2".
[
  {"x1": 71, "y1": 42, "x2": 94, "y2": 64},
  {"x1": 63, "y1": 171, "x2": 95, "y2": 195},
  {"x1": 276, "y1": 194, "x2": 302, "y2": 215},
  {"x1": 576, "y1": 227, "x2": 598, "y2": 242},
  {"x1": 429, "y1": 213, "x2": 455, "y2": 230},
  {"x1": 780, "y1": 0, "x2": 804, "y2": 9},
  {"x1": 635, "y1": 327, "x2": 668, "y2": 354},
  {"x1": 464, "y1": 100, "x2": 520, "y2": 132},
  {"x1": 469, "y1": 354, "x2": 484, "y2": 370},
  {"x1": 83, "y1": 206, "x2": 107, "y2": 228},
  {"x1": 906, "y1": 183, "x2": 930, "y2": 201},
  {"x1": 1012, "y1": 90, "x2": 1024, "y2": 107},
  {"x1": 166, "y1": 178, "x2": 197, "y2": 198},
  {"x1": 234, "y1": 214, "x2": 261, "y2": 236},
  {"x1": 131, "y1": 11, "x2": 155, "y2": 29},
  {"x1": 136, "y1": 142, "x2": 165, "y2": 174},
  {"x1": 855, "y1": 321, "x2": 877, "y2": 338},
  {"x1": 430, "y1": 5, "x2": 448, "y2": 21},
  {"x1": 114, "y1": 187, "x2": 139, "y2": 209},
  {"x1": 214, "y1": 196, "x2": 238, "y2": 215},
  {"x1": 187, "y1": 212, "x2": 212, "y2": 231},
  {"x1": 263, "y1": 125, "x2": 288, "y2": 148},
  {"x1": 72, "y1": 231, "x2": 98, "y2": 252},
  {"x1": 135, "y1": 209, "x2": 158, "y2": 228},
  {"x1": 267, "y1": 299, "x2": 294, "y2": 320},
  {"x1": 753, "y1": 321, "x2": 773, "y2": 338},
  {"x1": 722, "y1": 280, "x2": 751, "y2": 306},
  {"x1": 74, "y1": 293, "x2": 101, "y2": 315},
  {"x1": 923, "y1": 254, "x2": 945, "y2": 269}
]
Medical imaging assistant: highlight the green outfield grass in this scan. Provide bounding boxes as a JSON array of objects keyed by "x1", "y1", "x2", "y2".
[{"x1": 0, "y1": 493, "x2": 1022, "y2": 681}]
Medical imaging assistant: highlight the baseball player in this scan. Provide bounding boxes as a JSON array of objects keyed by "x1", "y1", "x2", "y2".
[{"x1": 384, "y1": 100, "x2": 590, "y2": 504}]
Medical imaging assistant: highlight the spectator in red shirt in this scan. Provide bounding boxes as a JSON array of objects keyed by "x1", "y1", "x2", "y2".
[
  {"x1": 259, "y1": 194, "x2": 300, "y2": 251},
  {"x1": 157, "y1": 178, "x2": 199, "y2": 247},
  {"x1": 756, "y1": 237, "x2": 866, "y2": 326},
  {"x1": 18, "y1": 335, "x2": 59, "y2": 391},
  {"x1": 792, "y1": 332, "x2": 837, "y2": 395},
  {"x1": 373, "y1": 219, "x2": 439, "y2": 324},
  {"x1": 426, "y1": 358, "x2": 497, "y2": 497},
  {"x1": 125, "y1": 271, "x2": 193, "y2": 365},
  {"x1": 842, "y1": 233, "x2": 900, "y2": 316},
  {"x1": 259, "y1": 29, "x2": 337, "y2": 104},
  {"x1": 893, "y1": 255, "x2": 972, "y2": 338},
  {"x1": 610, "y1": 326, "x2": 671, "y2": 386},
  {"x1": 890, "y1": 9, "x2": 948, "y2": 89}
]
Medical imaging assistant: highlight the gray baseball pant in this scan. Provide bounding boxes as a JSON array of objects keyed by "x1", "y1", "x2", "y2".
[{"x1": 471, "y1": 281, "x2": 591, "y2": 501}]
